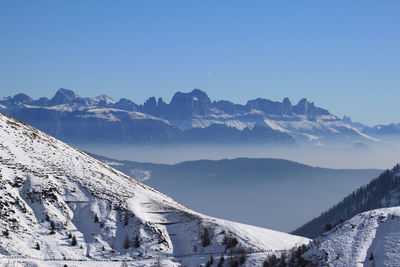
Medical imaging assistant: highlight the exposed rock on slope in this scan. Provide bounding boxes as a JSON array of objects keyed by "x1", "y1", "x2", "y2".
[{"x1": 0, "y1": 88, "x2": 377, "y2": 146}]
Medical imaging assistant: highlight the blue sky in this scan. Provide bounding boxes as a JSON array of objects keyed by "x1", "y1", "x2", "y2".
[{"x1": 0, "y1": 0, "x2": 399, "y2": 125}]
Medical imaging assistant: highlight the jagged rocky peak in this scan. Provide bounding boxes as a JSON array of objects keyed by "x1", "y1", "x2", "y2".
[
  {"x1": 157, "y1": 97, "x2": 165, "y2": 106},
  {"x1": 33, "y1": 97, "x2": 49, "y2": 106},
  {"x1": 170, "y1": 88, "x2": 211, "y2": 105},
  {"x1": 168, "y1": 89, "x2": 212, "y2": 117},
  {"x1": 293, "y1": 98, "x2": 310, "y2": 115},
  {"x1": 246, "y1": 98, "x2": 286, "y2": 115},
  {"x1": 342, "y1": 115, "x2": 352, "y2": 123},
  {"x1": 50, "y1": 88, "x2": 80, "y2": 105},
  {"x1": 292, "y1": 98, "x2": 330, "y2": 116},
  {"x1": 113, "y1": 98, "x2": 138, "y2": 111},
  {"x1": 141, "y1": 96, "x2": 158, "y2": 115},
  {"x1": 282, "y1": 97, "x2": 292, "y2": 114},
  {"x1": 244, "y1": 96, "x2": 331, "y2": 117},
  {"x1": 213, "y1": 99, "x2": 246, "y2": 114},
  {"x1": 12, "y1": 93, "x2": 34, "y2": 104},
  {"x1": 0, "y1": 93, "x2": 34, "y2": 106}
]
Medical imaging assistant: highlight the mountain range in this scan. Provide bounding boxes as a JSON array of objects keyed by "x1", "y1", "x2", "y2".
[{"x1": 0, "y1": 88, "x2": 387, "y2": 146}]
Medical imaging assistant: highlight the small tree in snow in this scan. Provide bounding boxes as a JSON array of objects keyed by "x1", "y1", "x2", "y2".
[
  {"x1": 217, "y1": 255, "x2": 225, "y2": 267},
  {"x1": 369, "y1": 252, "x2": 374, "y2": 261},
  {"x1": 201, "y1": 227, "x2": 211, "y2": 247},
  {"x1": 49, "y1": 221, "x2": 56, "y2": 235},
  {"x1": 134, "y1": 235, "x2": 140, "y2": 248},
  {"x1": 71, "y1": 235, "x2": 77, "y2": 246},
  {"x1": 123, "y1": 235, "x2": 131, "y2": 249},
  {"x1": 2, "y1": 229, "x2": 9, "y2": 237},
  {"x1": 324, "y1": 224, "x2": 333, "y2": 232}
]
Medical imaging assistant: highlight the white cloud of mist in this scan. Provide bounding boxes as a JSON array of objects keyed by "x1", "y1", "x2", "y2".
[{"x1": 81, "y1": 142, "x2": 400, "y2": 170}]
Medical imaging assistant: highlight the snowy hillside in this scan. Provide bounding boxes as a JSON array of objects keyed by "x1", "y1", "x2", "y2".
[
  {"x1": 0, "y1": 113, "x2": 308, "y2": 266},
  {"x1": 304, "y1": 207, "x2": 400, "y2": 266}
]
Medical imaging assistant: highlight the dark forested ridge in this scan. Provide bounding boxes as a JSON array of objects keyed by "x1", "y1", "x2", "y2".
[{"x1": 293, "y1": 164, "x2": 400, "y2": 238}]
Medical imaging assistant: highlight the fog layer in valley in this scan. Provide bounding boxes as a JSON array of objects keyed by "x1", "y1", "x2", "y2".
[
  {"x1": 82, "y1": 143, "x2": 389, "y2": 232},
  {"x1": 81, "y1": 142, "x2": 400, "y2": 170}
]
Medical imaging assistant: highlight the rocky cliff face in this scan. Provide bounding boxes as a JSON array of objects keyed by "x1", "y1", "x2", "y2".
[{"x1": 0, "y1": 88, "x2": 375, "y2": 146}]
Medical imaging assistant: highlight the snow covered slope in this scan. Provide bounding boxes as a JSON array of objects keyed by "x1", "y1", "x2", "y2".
[
  {"x1": 0, "y1": 113, "x2": 308, "y2": 266},
  {"x1": 304, "y1": 207, "x2": 400, "y2": 267}
]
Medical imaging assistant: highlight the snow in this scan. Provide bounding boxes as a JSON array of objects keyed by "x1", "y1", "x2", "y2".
[
  {"x1": 304, "y1": 207, "x2": 400, "y2": 266},
  {"x1": 190, "y1": 117, "x2": 251, "y2": 131},
  {"x1": 79, "y1": 108, "x2": 171, "y2": 123},
  {"x1": 0, "y1": 113, "x2": 309, "y2": 266},
  {"x1": 92, "y1": 95, "x2": 116, "y2": 105},
  {"x1": 263, "y1": 119, "x2": 290, "y2": 133},
  {"x1": 178, "y1": 110, "x2": 379, "y2": 146}
]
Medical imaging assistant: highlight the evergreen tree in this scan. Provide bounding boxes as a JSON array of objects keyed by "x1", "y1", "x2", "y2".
[
  {"x1": 278, "y1": 252, "x2": 287, "y2": 267},
  {"x1": 71, "y1": 235, "x2": 77, "y2": 246},
  {"x1": 123, "y1": 235, "x2": 131, "y2": 249},
  {"x1": 134, "y1": 235, "x2": 140, "y2": 248},
  {"x1": 201, "y1": 227, "x2": 211, "y2": 247},
  {"x1": 49, "y1": 221, "x2": 56, "y2": 235},
  {"x1": 263, "y1": 254, "x2": 278, "y2": 267},
  {"x1": 230, "y1": 259, "x2": 239, "y2": 267},
  {"x1": 369, "y1": 252, "x2": 374, "y2": 261},
  {"x1": 2, "y1": 229, "x2": 9, "y2": 237},
  {"x1": 217, "y1": 255, "x2": 225, "y2": 267}
]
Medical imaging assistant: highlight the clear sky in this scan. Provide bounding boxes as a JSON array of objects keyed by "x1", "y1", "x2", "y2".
[{"x1": 1, "y1": 0, "x2": 399, "y2": 125}]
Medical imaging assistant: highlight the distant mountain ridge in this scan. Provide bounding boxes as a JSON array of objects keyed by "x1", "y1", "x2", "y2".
[
  {"x1": 89, "y1": 153, "x2": 381, "y2": 232},
  {"x1": 0, "y1": 88, "x2": 378, "y2": 146}
]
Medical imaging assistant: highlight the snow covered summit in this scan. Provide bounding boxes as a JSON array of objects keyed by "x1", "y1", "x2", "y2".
[{"x1": 0, "y1": 113, "x2": 308, "y2": 266}]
